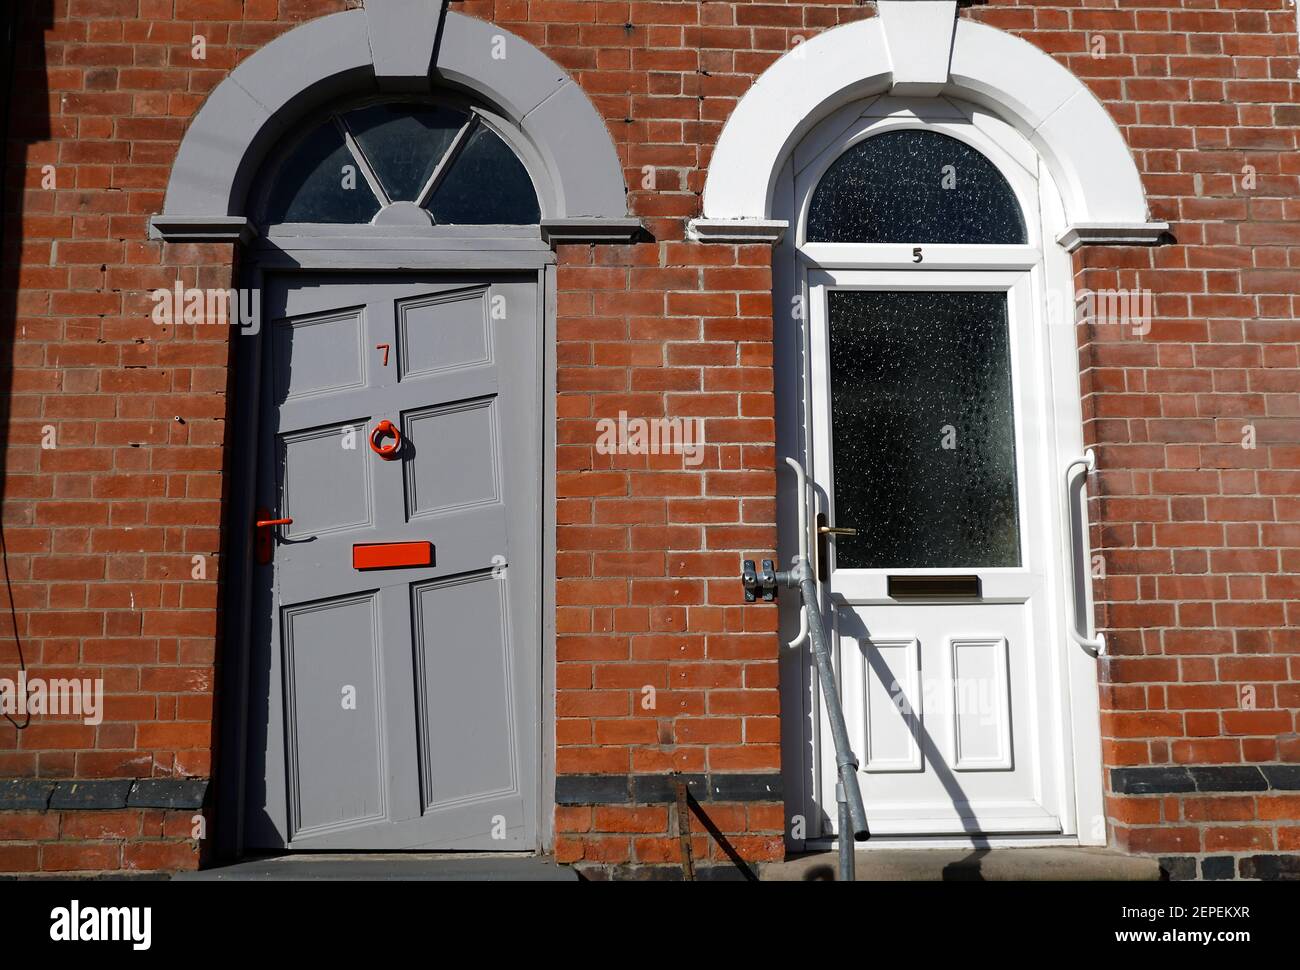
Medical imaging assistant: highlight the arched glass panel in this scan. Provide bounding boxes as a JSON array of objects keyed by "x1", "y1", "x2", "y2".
[
  {"x1": 264, "y1": 121, "x2": 382, "y2": 225},
  {"x1": 806, "y1": 130, "x2": 1027, "y2": 244},
  {"x1": 260, "y1": 101, "x2": 541, "y2": 226},
  {"x1": 425, "y1": 125, "x2": 541, "y2": 226},
  {"x1": 345, "y1": 103, "x2": 466, "y2": 202}
]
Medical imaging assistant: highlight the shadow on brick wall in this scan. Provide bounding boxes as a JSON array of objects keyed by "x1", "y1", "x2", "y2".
[{"x1": 0, "y1": 3, "x2": 53, "y2": 734}]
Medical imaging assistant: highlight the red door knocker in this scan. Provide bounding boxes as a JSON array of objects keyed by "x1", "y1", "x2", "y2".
[{"x1": 369, "y1": 419, "x2": 402, "y2": 459}]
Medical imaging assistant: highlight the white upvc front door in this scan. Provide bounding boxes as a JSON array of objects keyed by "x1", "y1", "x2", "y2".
[{"x1": 808, "y1": 268, "x2": 1066, "y2": 837}]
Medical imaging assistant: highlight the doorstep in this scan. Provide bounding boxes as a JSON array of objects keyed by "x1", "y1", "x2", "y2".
[
  {"x1": 762, "y1": 847, "x2": 1162, "y2": 881},
  {"x1": 173, "y1": 853, "x2": 579, "y2": 882}
]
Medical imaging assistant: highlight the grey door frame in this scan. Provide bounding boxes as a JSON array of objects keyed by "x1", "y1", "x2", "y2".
[{"x1": 217, "y1": 232, "x2": 558, "y2": 860}]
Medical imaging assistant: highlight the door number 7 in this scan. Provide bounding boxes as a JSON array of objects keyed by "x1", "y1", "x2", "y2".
[{"x1": 376, "y1": 343, "x2": 390, "y2": 366}]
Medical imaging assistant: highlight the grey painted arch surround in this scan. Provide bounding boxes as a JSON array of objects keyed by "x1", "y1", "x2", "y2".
[{"x1": 150, "y1": 7, "x2": 635, "y2": 243}]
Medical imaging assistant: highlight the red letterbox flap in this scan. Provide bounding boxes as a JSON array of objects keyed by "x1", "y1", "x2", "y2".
[{"x1": 352, "y1": 541, "x2": 434, "y2": 570}]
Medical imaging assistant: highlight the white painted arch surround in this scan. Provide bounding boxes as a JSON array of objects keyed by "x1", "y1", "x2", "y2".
[{"x1": 694, "y1": 9, "x2": 1167, "y2": 250}]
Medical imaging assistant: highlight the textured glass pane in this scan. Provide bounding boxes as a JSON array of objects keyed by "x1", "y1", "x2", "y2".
[
  {"x1": 807, "y1": 130, "x2": 1026, "y2": 244},
  {"x1": 425, "y1": 126, "x2": 541, "y2": 225},
  {"x1": 344, "y1": 103, "x2": 467, "y2": 202},
  {"x1": 827, "y1": 290, "x2": 1021, "y2": 569},
  {"x1": 264, "y1": 121, "x2": 381, "y2": 224}
]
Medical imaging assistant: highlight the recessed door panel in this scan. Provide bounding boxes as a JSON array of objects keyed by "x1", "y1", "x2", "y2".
[
  {"x1": 948, "y1": 634, "x2": 1013, "y2": 771},
  {"x1": 414, "y1": 572, "x2": 518, "y2": 811},
  {"x1": 279, "y1": 421, "x2": 373, "y2": 538},
  {"x1": 853, "y1": 632, "x2": 922, "y2": 773},
  {"x1": 397, "y1": 287, "x2": 492, "y2": 379},
  {"x1": 273, "y1": 307, "x2": 366, "y2": 403},
  {"x1": 403, "y1": 397, "x2": 500, "y2": 518},
  {"x1": 282, "y1": 594, "x2": 386, "y2": 838}
]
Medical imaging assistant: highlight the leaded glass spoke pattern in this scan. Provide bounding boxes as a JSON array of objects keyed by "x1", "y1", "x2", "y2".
[
  {"x1": 426, "y1": 123, "x2": 541, "y2": 226},
  {"x1": 827, "y1": 290, "x2": 1022, "y2": 570},
  {"x1": 347, "y1": 103, "x2": 466, "y2": 203},
  {"x1": 263, "y1": 120, "x2": 383, "y2": 225},
  {"x1": 260, "y1": 102, "x2": 541, "y2": 226},
  {"x1": 806, "y1": 129, "x2": 1027, "y2": 245}
]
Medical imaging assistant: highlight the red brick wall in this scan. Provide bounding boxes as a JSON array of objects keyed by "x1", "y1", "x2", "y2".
[
  {"x1": 550, "y1": 239, "x2": 787, "y2": 870},
  {"x1": 0, "y1": 806, "x2": 202, "y2": 873},
  {"x1": 990, "y1": 0, "x2": 1300, "y2": 878},
  {"x1": 0, "y1": 0, "x2": 1297, "y2": 878},
  {"x1": 0, "y1": 0, "x2": 334, "y2": 874}
]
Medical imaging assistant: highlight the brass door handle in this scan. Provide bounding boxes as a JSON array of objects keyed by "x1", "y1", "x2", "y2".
[{"x1": 815, "y1": 516, "x2": 856, "y2": 581}]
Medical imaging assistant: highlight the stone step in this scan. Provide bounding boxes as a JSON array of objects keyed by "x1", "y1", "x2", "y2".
[
  {"x1": 173, "y1": 853, "x2": 579, "y2": 882},
  {"x1": 762, "y1": 847, "x2": 1163, "y2": 881}
]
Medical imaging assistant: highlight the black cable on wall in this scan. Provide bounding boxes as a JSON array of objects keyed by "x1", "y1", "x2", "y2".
[{"x1": 0, "y1": 4, "x2": 31, "y2": 730}]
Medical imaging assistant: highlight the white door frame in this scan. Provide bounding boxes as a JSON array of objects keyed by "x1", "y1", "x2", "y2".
[{"x1": 773, "y1": 97, "x2": 1106, "y2": 849}]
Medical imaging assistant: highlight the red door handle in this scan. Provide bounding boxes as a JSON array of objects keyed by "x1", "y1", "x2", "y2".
[
  {"x1": 255, "y1": 509, "x2": 293, "y2": 565},
  {"x1": 369, "y1": 419, "x2": 402, "y2": 459}
]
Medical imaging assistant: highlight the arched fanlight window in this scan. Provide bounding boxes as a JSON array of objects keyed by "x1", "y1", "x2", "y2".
[
  {"x1": 806, "y1": 129, "x2": 1027, "y2": 244},
  {"x1": 258, "y1": 101, "x2": 542, "y2": 227}
]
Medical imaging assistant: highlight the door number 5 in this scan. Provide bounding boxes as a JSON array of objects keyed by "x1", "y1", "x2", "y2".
[
  {"x1": 376, "y1": 343, "x2": 390, "y2": 366},
  {"x1": 912, "y1": 247, "x2": 923, "y2": 263}
]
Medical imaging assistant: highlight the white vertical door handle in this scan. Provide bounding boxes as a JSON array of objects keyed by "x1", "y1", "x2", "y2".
[
  {"x1": 783, "y1": 456, "x2": 811, "y2": 649},
  {"x1": 1065, "y1": 450, "x2": 1106, "y2": 658}
]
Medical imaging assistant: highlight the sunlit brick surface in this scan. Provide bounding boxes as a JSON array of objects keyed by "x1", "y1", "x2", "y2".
[{"x1": 0, "y1": 0, "x2": 1297, "y2": 876}]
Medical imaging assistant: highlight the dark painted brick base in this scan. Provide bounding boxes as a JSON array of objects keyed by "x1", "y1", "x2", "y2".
[
  {"x1": 555, "y1": 772, "x2": 781, "y2": 805},
  {"x1": 0, "y1": 778, "x2": 209, "y2": 812},
  {"x1": 1112, "y1": 765, "x2": 1300, "y2": 796},
  {"x1": 1161, "y1": 854, "x2": 1300, "y2": 882},
  {"x1": 0, "y1": 779, "x2": 210, "y2": 874}
]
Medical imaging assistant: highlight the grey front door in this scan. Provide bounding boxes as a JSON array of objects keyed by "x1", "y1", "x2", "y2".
[{"x1": 245, "y1": 273, "x2": 541, "y2": 850}]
